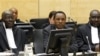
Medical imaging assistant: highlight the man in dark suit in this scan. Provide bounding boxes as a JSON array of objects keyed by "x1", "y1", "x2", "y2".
[
  {"x1": 9, "y1": 7, "x2": 24, "y2": 23},
  {"x1": 0, "y1": 10, "x2": 26, "y2": 55},
  {"x1": 43, "y1": 11, "x2": 78, "y2": 54},
  {"x1": 76, "y1": 9, "x2": 100, "y2": 52}
]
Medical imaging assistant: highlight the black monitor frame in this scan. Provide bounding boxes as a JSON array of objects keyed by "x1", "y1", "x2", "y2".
[
  {"x1": 14, "y1": 23, "x2": 34, "y2": 43},
  {"x1": 14, "y1": 23, "x2": 35, "y2": 30},
  {"x1": 45, "y1": 28, "x2": 73, "y2": 55},
  {"x1": 30, "y1": 18, "x2": 49, "y2": 29}
]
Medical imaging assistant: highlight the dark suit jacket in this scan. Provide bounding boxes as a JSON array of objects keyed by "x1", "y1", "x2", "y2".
[
  {"x1": 41, "y1": 23, "x2": 49, "y2": 29},
  {"x1": 76, "y1": 23, "x2": 100, "y2": 51},
  {"x1": 43, "y1": 24, "x2": 78, "y2": 53},
  {"x1": 0, "y1": 22, "x2": 26, "y2": 52}
]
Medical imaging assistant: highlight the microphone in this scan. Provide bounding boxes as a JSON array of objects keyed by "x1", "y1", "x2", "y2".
[
  {"x1": 67, "y1": 17, "x2": 74, "y2": 22},
  {"x1": 86, "y1": 36, "x2": 93, "y2": 53},
  {"x1": 68, "y1": 17, "x2": 70, "y2": 22},
  {"x1": 26, "y1": 20, "x2": 29, "y2": 23}
]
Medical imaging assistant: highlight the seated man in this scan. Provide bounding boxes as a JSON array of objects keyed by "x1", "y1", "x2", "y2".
[
  {"x1": 9, "y1": 7, "x2": 24, "y2": 23},
  {"x1": 43, "y1": 11, "x2": 78, "y2": 53},
  {"x1": 0, "y1": 10, "x2": 26, "y2": 54},
  {"x1": 76, "y1": 9, "x2": 100, "y2": 52}
]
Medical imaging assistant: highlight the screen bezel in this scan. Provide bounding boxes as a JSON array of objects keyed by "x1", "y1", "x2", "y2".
[{"x1": 45, "y1": 28, "x2": 73, "y2": 54}]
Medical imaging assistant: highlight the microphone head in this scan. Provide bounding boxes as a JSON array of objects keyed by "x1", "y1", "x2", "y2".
[
  {"x1": 67, "y1": 17, "x2": 70, "y2": 22},
  {"x1": 86, "y1": 36, "x2": 88, "y2": 39},
  {"x1": 68, "y1": 17, "x2": 70, "y2": 19},
  {"x1": 67, "y1": 17, "x2": 74, "y2": 22}
]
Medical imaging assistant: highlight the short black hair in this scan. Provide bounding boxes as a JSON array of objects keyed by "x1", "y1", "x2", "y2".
[
  {"x1": 48, "y1": 11, "x2": 56, "y2": 19},
  {"x1": 53, "y1": 11, "x2": 66, "y2": 19}
]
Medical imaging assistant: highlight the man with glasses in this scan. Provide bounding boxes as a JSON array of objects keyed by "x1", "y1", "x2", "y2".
[{"x1": 76, "y1": 9, "x2": 100, "y2": 52}]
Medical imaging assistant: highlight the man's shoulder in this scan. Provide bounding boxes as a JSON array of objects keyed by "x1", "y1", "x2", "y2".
[
  {"x1": 42, "y1": 23, "x2": 49, "y2": 28},
  {"x1": 0, "y1": 22, "x2": 4, "y2": 28},
  {"x1": 44, "y1": 25, "x2": 52, "y2": 29},
  {"x1": 43, "y1": 25, "x2": 53, "y2": 33},
  {"x1": 78, "y1": 24, "x2": 88, "y2": 29},
  {"x1": 77, "y1": 23, "x2": 90, "y2": 31}
]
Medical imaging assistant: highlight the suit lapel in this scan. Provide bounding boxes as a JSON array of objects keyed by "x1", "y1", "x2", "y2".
[
  {"x1": 98, "y1": 27, "x2": 100, "y2": 42},
  {"x1": 86, "y1": 24, "x2": 92, "y2": 44},
  {"x1": 12, "y1": 28, "x2": 18, "y2": 46},
  {"x1": 0, "y1": 25, "x2": 8, "y2": 44},
  {"x1": 0, "y1": 23, "x2": 10, "y2": 49},
  {"x1": 13, "y1": 27, "x2": 21, "y2": 48}
]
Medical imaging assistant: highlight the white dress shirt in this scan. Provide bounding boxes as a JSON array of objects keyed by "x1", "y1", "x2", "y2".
[
  {"x1": 5, "y1": 28, "x2": 17, "y2": 49},
  {"x1": 3, "y1": 22, "x2": 17, "y2": 49},
  {"x1": 91, "y1": 26, "x2": 99, "y2": 44}
]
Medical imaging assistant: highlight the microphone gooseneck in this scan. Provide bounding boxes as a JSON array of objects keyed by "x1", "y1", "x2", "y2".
[{"x1": 86, "y1": 36, "x2": 93, "y2": 53}]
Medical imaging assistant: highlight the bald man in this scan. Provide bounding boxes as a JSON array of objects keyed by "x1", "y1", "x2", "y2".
[
  {"x1": 9, "y1": 7, "x2": 23, "y2": 23},
  {"x1": 76, "y1": 9, "x2": 100, "y2": 52}
]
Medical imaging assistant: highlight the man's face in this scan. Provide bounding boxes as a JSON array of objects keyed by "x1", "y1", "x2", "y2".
[
  {"x1": 54, "y1": 13, "x2": 66, "y2": 29},
  {"x1": 3, "y1": 12, "x2": 14, "y2": 28},
  {"x1": 89, "y1": 10, "x2": 100, "y2": 27},
  {"x1": 12, "y1": 10, "x2": 18, "y2": 21},
  {"x1": 10, "y1": 8, "x2": 18, "y2": 21}
]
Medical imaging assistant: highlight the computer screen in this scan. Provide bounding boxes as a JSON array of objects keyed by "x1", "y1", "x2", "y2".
[
  {"x1": 30, "y1": 18, "x2": 49, "y2": 29},
  {"x1": 14, "y1": 23, "x2": 34, "y2": 43},
  {"x1": 45, "y1": 28, "x2": 74, "y2": 54},
  {"x1": 66, "y1": 22, "x2": 77, "y2": 28},
  {"x1": 14, "y1": 23, "x2": 35, "y2": 30}
]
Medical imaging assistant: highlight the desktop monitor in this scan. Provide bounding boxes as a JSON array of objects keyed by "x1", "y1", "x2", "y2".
[
  {"x1": 14, "y1": 23, "x2": 35, "y2": 30},
  {"x1": 14, "y1": 23, "x2": 34, "y2": 43},
  {"x1": 30, "y1": 18, "x2": 49, "y2": 29},
  {"x1": 45, "y1": 28, "x2": 74, "y2": 55},
  {"x1": 66, "y1": 22, "x2": 77, "y2": 28}
]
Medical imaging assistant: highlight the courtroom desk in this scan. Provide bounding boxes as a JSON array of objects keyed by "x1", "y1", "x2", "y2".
[
  {"x1": 34, "y1": 53, "x2": 59, "y2": 56},
  {"x1": 19, "y1": 51, "x2": 100, "y2": 56},
  {"x1": 19, "y1": 52, "x2": 59, "y2": 56},
  {"x1": 97, "y1": 52, "x2": 100, "y2": 56},
  {"x1": 0, "y1": 52, "x2": 14, "y2": 56},
  {"x1": 68, "y1": 52, "x2": 100, "y2": 56},
  {"x1": 35, "y1": 52, "x2": 99, "y2": 56},
  {"x1": 19, "y1": 51, "x2": 33, "y2": 56}
]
